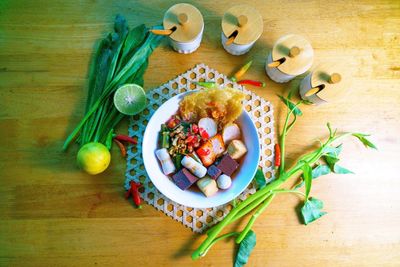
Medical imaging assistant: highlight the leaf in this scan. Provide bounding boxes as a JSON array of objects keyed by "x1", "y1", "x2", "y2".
[
  {"x1": 312, "y1": 164, "x2": 331, "y2": 178},
  {"x1": 253, "y1": 168, "x2": 266, "y2": 189},
  {"x1": 324, "y1": 144, "x2": 343, "y2": 158},
  {"x1": 234, "y1": 230, "x2": 256, "y2": 267},
  {"x1": 278, "y1": 95, "x2": 302, "y2": 115},
  {"x1": 301, "y1": 197, "x2": 327, "y2": 225},
  {"x1": 302, "y1": 163, "x2": 312, "y2": 199},
  {"x1": 294, "y1": 164, "x2": 331, "y2": 189},
  {"x1": 324, "y1": 155, "x2": 339, "y2": 171},
  {"x1": 352, "y1": 133, "x2": 377, "y2": 150},
  {"x1": 117, "y1": 24, "x2": 148, "y2": 73},
  {"x1": 333, "y1": 164, "x2": 354, "y2": 174}
]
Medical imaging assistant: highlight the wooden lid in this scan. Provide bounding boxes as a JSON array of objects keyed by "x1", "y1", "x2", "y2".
[
  {"x1": 221, "y1": 5, "x2": 263, "y2": 45},
  {"x1": 271, "y1": 34, "x2": 314, "y2": 76},
  {"x1": 163, "y1": 3, "x2": 204, "y2": 43},
  {"x1": 312, "y1": 65, "x2": 348, "y2": 101}
]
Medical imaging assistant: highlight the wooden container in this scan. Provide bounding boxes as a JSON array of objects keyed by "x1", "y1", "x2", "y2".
[
  {"x1": 163, "y1": 3, "x2": 204, "y2": 54},
  {"x1": 265, "y1": 34, "x2": 314, "y2": 83},
  {"x1": 221, "y1": 5, "x2": 263, "y2": 56},
  {"x1": 300, "y1": 65, "x2": 348, "y2": 105}
]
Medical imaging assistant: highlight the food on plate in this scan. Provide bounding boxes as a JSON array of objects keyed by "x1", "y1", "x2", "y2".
[
  {"x1": 198, "y1": 117, "x2": 217, "y2": 138},
  {"x1": 172, "y1": 168, "x2": 198, "y2": 190},
  {"x1": 227, "y1": 140, "x2": 248, "y2": 160},
  {"x1": 155, "y1": 88, "x2": 248, "y2": 197},
  {"x1": 222, "y1": 123, "x2": 241, "y2": 145},
  {"x1": 155, "y1": 148, "x2": 176, "y2": 175},
  {"x1": 207, "y1": 165, "x2": 222, "y2": 180},
  {"x1": 216, "y1": 154, "x2": 239, "y2": 176},
  {"x1": 196, "y1": 134, "x2": 225, "y2": 167},
  {"x1": 181, "y1": 155, "x2": 207, "y2": 178},
  {"x1": 197, "y1": 177, "x2": 219, "y2": 197},
  {"x1": 217, "y1": 174, "x2": 232, "y2": 190},
  {"x1": 179, "y1": 88, "x2": 245, "y2": 125}
]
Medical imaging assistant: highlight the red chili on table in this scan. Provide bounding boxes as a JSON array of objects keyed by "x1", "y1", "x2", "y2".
[
  {"x1": 113, "y1": 134, "x2": 137, "y2": 145},
  {"x1": 237, "y1": 79, "x2": 266, "y2": 87},
  {"x1": 113, "y1": 138, "x2": 127, "y2": 157},
  {"x1": 125, "y1": 181, "x2": 142, "y2": 208},
  {"x1": 274, "y1": 143, "x2": 281, "y2": 168}
]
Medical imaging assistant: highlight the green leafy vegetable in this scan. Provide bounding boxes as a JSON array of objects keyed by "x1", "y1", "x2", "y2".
[
  {"x1": 324, "y1": 155, "x2": 340, "y2": 170},
  {"x1": 62, "y1": 17, "x2": 164, "y2": 151},
  {"x1": 302, "y1": 163, "x2": 312, "y2": 199},
  {"x1": 312, "y1": 164, "x2": 331, "y2": 179},
  {"x1": 301, "y1": 197, "x2": 327, "y2": 225},
  {"x1": 191, "y1": 94, "x2": 376, "y2": 262},
  {"x1": 352, "y1": 133, "x2": 377, "y2": 149},
  {"x1": 333, "y1": 164, "x2": 354, "y2": 174},
  {"x1": 234, "y1": 230, "x2": 256, "y2": 267},
  {"x1": 295, "y1": 164, "x2": 331, "y2": 189},
  {"x1": 278, "y1": 95, "x2": 302, "y2": 116},
  {"x1": 253, "y1": 168, "x2": 266, "y2": 189},
  {"x1": 324, "y1": 144, "x2": 343, "y2": 158}
]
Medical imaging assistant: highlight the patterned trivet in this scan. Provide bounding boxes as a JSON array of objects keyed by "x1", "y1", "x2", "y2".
[{"x1": 124, "y1": 64, "x2": 275, "y2": 233}]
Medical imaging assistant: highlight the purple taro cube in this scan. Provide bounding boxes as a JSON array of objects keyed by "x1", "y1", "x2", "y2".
[
  {"x1": 172, "y1": 168, "x2": 198, "y2": 190},
  {"x1": 216, "y1": 154, "x2": 239, "y2": 176},
  {"x1": 207, "y1": 165, "x2": 222, "y2": 180}
]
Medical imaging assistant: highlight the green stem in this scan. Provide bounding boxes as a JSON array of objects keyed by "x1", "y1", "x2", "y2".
[
  {"x1": 192, "y1": 178, "x2": 285, "y2": 260},
  {"x1": 199, "y1": 232, "x2": 239, "y2": 258},
  {"x1": 193, "y1": 129, "x2": 353, "y2": 260},
  {"x1": 273, "y1": 189, "x2": 306, "y2": 198},
  {"x1": 231, "y1": 192, "x2": 273, "y2": 223},
  {"x1": 279, "y1": 101, "x2": 302, "y2": 173},
  {"x1": 235, "y1": 194, "x2": 276, "y2": 243},
  {"x1": 62, "y1": 97, "x2": 103, "y2": 150}
]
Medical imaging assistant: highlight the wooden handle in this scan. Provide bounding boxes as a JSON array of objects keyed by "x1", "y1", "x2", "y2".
[
  {"x1": 225, "y1": 36, "x2": 235, "y2": 46},
  {"x1": 289, "y1": 46, "x2": 301, "y2": 58},
  {"x1": 305, "y1": 86, "x2": 321, "y2": 97},
  {"x1": 329, "y1": 73, "x2": 342, "y2": 84},
  {"x1": 267, "y1": 57, "x2": 286, "y2": 68},
  {"x1": 305, "y1": 84, "x2": 325, "y2": 97},
  {"x1": 178, "y1": 13, "x2": 188, "y2": 25},
  {"x1": 149, "y1": 28, "x2": 175, "y2": 36},
  {"x1": 237, "y1": 15, "x2": 248, "y2": 27}
]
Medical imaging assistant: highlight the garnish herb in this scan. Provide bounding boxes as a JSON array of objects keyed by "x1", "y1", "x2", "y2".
[{"x1": 63, "y1": 16, "x2": 164, "y2": 151}]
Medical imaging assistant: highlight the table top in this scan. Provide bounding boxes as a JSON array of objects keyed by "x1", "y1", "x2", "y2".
[{"x1": 1, "y1": 0, "x2": 399, "y2": 266}]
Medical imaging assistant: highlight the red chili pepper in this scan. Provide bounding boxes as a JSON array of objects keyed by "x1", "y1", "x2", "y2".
[
  {"x1": 197, "y1": 147, "x2": 210, "y2": 156},
  {"x1": 114, "y1": 134, "x2": 137, "y2": 145},
  {"x1": 125, "y1": 181, "x2": 142, "y2": 208},
  {"x1": 113, "y1": 139, "x2": 127, "y2": 157},
  {"x1": 199, "y1": 128, "x2": 209, "y2": 139},
  {"x1": 237, "y1": 80, "x2": 266, "y2": 87},
  {"x1": 191, "y1": 124, "x2": 199, "y2": 134},
  {"x1": 186, "y1": 135, "x2": 196, "y2": 143},
  {"x1": 274, "y1": 143, "x2": 281, "y2": 168}
]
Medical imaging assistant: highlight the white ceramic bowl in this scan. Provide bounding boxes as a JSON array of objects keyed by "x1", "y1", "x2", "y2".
[{"x1": 142, "y1": 91, "x2": 260, "y2": 208}]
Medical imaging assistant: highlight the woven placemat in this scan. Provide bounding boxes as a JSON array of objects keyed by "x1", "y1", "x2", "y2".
[{"x1": 124, "y1": 64, "x2": 275, "y2": 233}]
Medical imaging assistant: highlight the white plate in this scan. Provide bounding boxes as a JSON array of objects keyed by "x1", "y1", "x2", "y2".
[{"x1": 142, "y1": 91, "x2": 260, "y2": 208}]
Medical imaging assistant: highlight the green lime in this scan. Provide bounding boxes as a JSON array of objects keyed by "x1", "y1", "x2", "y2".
[{"x1": 113, "y1": 84, "x2": 147, "y2": 115}]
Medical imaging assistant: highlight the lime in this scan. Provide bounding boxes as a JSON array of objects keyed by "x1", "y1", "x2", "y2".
[
  {"x1": 113, "y1": 84, "x2": 147, "y2": 115},
  {"x1": 77, "y1": 142, "x2": 111, "y2": 175}
]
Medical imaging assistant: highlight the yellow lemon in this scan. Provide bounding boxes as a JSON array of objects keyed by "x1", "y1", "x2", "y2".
[{"x1": 77, "y1": 142, "x2": 111, "y2": 175}]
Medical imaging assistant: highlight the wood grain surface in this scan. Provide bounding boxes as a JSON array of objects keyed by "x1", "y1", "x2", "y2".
[{"x1": 1, "y1": 0, "x2": 399, "y2": 266}]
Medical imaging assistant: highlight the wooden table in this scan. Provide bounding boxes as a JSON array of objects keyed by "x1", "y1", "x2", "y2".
[{"x1": 1, "y1": 0, "x2": 399, "y2": 266}]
